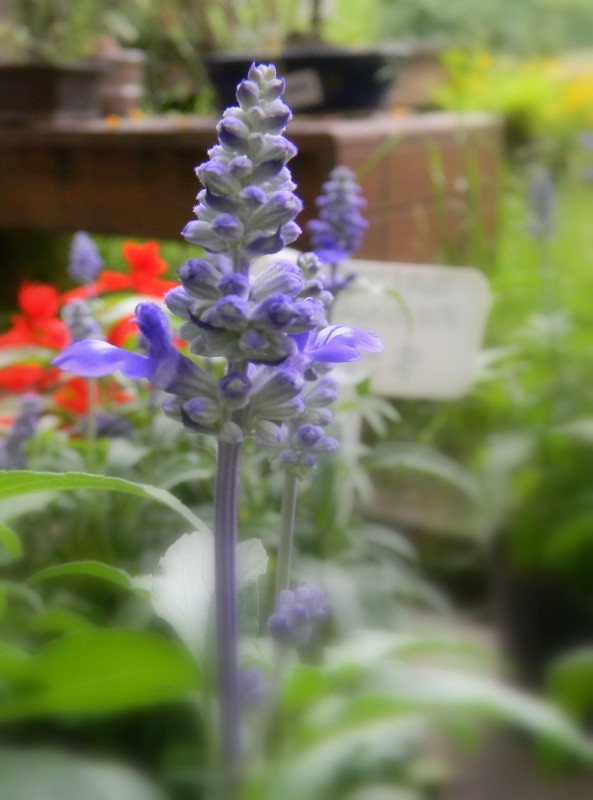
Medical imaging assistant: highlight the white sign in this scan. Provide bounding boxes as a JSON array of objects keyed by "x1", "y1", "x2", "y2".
[
  {"x1": 333, "y1": 259, "x2": 492, "y2": 400},
  {"x1": 283, "y1": 69, "x2": 325, "y2": 110}
]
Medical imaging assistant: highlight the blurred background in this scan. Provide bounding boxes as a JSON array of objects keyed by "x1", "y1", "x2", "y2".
[{"x1": 1, "y1": 1, "x2": 593, "y2": 799}]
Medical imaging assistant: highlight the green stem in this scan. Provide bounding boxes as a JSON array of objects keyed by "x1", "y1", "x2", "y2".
[
  {"x1": 86, "y1": 378, "x2": 98, "y2": 473},
  {"x1": 275, "y1": 471, "x2": 299, "y2": 599}
]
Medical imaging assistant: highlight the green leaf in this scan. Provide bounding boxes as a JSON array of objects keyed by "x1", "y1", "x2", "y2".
[
  {"x1": 0, "y1": 628, "x2": 198, "y2": 721},
  {"x1": 149, "y1": 532, "x2": 268, "y2": 658},
  {"x1": 0, "y1": 642, "x2": 31, "y2": 682},
  {"x1": 0, "y1": 580, "x2": 43, "y2": 614},
  {"x1": 0, "y1": 748, "x2": 165, "y2": 800},
  {"x1": 27, "y1": 561, "x2": 148, "y2": 597},
  {"x1": 265, "y1": 717, "x2": 426, "y2": 800},
  {"x1": 547, "y1": 648, "x2": 593, "y2": 720},
  {"x1": 0, "y1": 470, "x2": 209, "y2": 533},
  {"x1": 0, "y1": 520, "x2": 22, "y2": 564},
  {"x1": 283, "y1": 665, "x2": 329, "y2": 715},
  {"x1": 370, "y1": 663, "x2": 593, "y2": 760},
  {"x1": 364, "y1": 442, "x2": 479, "y2": 499}
]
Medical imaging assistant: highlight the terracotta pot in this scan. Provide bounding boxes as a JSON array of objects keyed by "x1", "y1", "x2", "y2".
[
  {"x1": 491, "y1": 531, "x2": 593, "y2": 688},
  {"x1": 0, "y1": 62, "x2": 105, "y2": 124}
]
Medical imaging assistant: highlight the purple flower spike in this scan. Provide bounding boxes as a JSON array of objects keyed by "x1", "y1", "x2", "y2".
[
  {"x1": 308, "y1": 166, "x2": 368, "y2": 266},
  {"x1": 68, "y1": 231, "x2": 104, "y2": 285}
]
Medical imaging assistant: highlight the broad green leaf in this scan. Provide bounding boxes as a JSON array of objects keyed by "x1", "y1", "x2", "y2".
[
  {"x1": 0, "y1": 520, "x2": 22, "y2": 564},
  {"x1": 25, "y1": 606, "x2": 97, "y2": 635},
  {"x1": 0, "y1": 628, "x2": 198, "y2": 722},
  {"x1": 0, "y1": 470, "x2": 208, "y2": 533},
  {"x1": 364, "y1": 443, "x2": 479, "y2": 499},
  {"x1": 264, "y1": 717, "x2": 426, "y2": 800},
  {"x1": 0, "y1": 748, "x2": 165, "y2": 800},
  {"x1": 27, "y1": 560, "x2": 148, "y2": 597},
  {"x1": 368, "y1": 663, "x2": 593, "y2": 760},
  {"x1": 150, "y1": 532, "x2": 268, "y2": 658}
]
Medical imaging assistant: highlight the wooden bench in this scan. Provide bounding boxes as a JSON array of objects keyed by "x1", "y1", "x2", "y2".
[{"x1": 0, "y1": 111, "x2": 501, "y2": 300}]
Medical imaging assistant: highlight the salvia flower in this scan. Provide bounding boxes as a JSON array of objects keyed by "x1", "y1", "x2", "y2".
[
  {"x1": 268, "y1": 584, "x2": 329, "y2": 646},
  {"x1": 0, "y1": 394, "x2": 43, "y2": 469},
  {"x1": 528, "y1": 167, "x2": 556, "y2": 240},
  {"x1": 307, "y1": 166, "x2": 368, "y2": 266},
  {"x1": 61, "y1": 299, "x2": 103, "y2": 342},
  {"x1": 68, "y1": 231, "x2": 104, "y2": 285}
]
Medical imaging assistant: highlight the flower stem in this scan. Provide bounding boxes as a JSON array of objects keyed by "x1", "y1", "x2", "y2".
[
  {"x1": 213, "y1": 437, "x2": 243, "y2": 796},
  {"x1": 275, "y1": 471, "x2": 299, "y2": 599},
  {"x1": 86, "y1": 378, "x2": 98, "y2": 473}
]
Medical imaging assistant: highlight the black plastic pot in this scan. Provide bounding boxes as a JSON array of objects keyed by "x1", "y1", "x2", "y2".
[
  {"x1": 491, "y1": 532, "x2": 593, "y2": 688},
  {"x1": 0, "y1": 62, "x2": 106, "y2": 124},
  {"x1": 203, "y1": 48, "x2": 399, "y2": 114}
]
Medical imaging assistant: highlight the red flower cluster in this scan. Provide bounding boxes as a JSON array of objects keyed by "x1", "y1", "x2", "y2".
[{"x1": 0, "y1": 238, "x2": 175, "y2": 417}]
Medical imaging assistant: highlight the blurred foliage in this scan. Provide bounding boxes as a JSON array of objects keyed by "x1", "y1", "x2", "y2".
[
  {"x1": 436, "y1": 51, "x2": 593, "y2": 170},
  {"x1": 379, "y1": 0, "x2": 593, "y2": 55}
]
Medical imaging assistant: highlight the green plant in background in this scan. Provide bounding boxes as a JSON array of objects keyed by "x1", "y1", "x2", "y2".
[
  {"x1": 435, "y1": 51, "x2": 593, "y2": 171},
  {"x1": 379, "y1": 0, "x2": 593, "y2": 56},
  {"x1": 0, "y1": 0, "x2": 121, "y2": 62}
]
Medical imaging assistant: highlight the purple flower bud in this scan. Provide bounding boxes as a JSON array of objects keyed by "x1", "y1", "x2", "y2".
[
  {"x1": 219, "y1": 372, "x2": 252, "y2": 409},
  {"x1": 202, "y1": 295, "x2": 250, "y2": 331},
  {"x1": 251, "y1": 294, "x2": 296, "y2": 330},
  {"x1": 218, "y1": 272, "x2": 249, "y2": 299},
  {"x1": 218, "y1": 115, "x2": 250, "y2": 148},
  {"x1": 250, "y1": 261, "x2": 304, "y2": 302},
  {"x1": 181, "y1": 397, "x2": 220, "y2": 431},
  {"x1": 293, "y1": 424, "x2": 324, "y2": 447},
  {"x1": 212, "y1": 214, "x2": 244, "y2": 240}
]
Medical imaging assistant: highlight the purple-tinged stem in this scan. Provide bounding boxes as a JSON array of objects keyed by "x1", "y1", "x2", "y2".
[{"x1": 213, "y1": 437, "x2": 243, "y2": 796}]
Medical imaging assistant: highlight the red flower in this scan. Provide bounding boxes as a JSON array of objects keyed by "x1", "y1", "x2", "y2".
[
  {"x1": 0, "y1": 363, "x2": 61, "y2": 393},
  {"x1": 108, "y1": 315, "x2": 139, "y2": 347},
  {"x1": 52, "y1": 376, "x2": 134, "y2": 415},
  {"x1": 0, "y1": 283, "x2": 70, "y2": 350},
  {"x1": 62, "y1": 240, "x2": 176, "y2": 303}
]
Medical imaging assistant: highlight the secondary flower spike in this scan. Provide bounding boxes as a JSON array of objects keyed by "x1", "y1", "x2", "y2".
[{"x1": 308, "y1": 165, "x2": 368, "y2": 266}]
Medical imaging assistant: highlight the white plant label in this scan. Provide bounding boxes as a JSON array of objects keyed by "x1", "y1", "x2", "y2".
[
  {"x1": 333, "y1": 259, "x2": 492, "y2": 400},
  {"x1": 283, "y1": 69, "x2": 325, "y2": 110}
]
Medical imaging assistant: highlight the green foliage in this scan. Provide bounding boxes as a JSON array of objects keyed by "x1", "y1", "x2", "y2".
[{"x1": 379, "y1": 0, "x2": 593, "y2": 55}]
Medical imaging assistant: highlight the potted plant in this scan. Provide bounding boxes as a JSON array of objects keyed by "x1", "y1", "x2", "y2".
[
  {"x1": 145, "y1": 0, "x2": 400, "y2": 113},
  {"x1": 0, "y1": 0, "x2": 109, "y2": 122}
]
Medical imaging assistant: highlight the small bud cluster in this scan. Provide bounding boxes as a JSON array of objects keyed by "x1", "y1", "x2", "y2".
[
  {"x1": 268, "y1": 584, "x2": 328, "y2": 646},
  {"x1": 0, "y1": 394, "x2": 43, "y2": 469}
]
